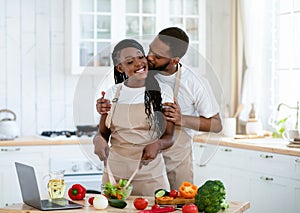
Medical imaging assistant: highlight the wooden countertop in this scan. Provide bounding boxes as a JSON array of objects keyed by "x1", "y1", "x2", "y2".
[
  {"x1": 0, "y1": 136, "x2": 92, "y2": 146},
  {"x1": 2, "y1": 135, "x2": 299, "y2": 157},
  {"x1": 193, "y1": 134, "x2": 300, "y2": 157},
  {"x1": 0, "y1": 196, "x2": 250, "y2": 213}
]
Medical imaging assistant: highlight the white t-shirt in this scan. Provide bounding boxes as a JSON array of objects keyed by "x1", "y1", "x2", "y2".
[
  {"x1": 105, "y1": 82, "x2": 174, "y2": 105},
  {"x1": 155, "y1": 64, "x2": 220, "y2": 137}
]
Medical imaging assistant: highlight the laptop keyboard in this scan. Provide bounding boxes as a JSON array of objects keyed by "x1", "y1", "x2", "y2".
[{"x1": 41, "y1": 199, "x2": 67, "y2": 207}]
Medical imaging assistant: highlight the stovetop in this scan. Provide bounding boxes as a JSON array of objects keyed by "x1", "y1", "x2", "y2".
[
  {"x1": 41, "y1": 125, "x2": 98, "y2": 138},
  {"x1": 41, "y1": 131, "x2": 76, "y2": 137}
]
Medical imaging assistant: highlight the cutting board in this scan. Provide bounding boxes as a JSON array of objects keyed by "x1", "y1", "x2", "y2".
[
  {"x1": 287, "y1": 142, "x2": 300, "y2": 148},
  {"x1": 155, "y1": 196, "x2": 195, "y2": 205}
]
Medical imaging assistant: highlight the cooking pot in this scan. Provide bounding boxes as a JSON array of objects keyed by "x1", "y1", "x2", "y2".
[{"x1": 0, "y1": 109, "x2": 20, "y2": 139}]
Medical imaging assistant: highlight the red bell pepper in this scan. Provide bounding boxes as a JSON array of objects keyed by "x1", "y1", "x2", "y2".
[
  {"x1": 68, "y1": 184, "x2": 86, "y2": 200},
  {"x1": 138, "y1": 206, "x2": 175, "y2": 213}
]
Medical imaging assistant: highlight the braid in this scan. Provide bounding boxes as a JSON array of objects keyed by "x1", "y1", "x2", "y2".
[
  {"x1": 114, "y1": 67, "x2": 128, "y2": 84},
  {"x1": 144, "y1": 71, "x2": 165, "y2": 137}
]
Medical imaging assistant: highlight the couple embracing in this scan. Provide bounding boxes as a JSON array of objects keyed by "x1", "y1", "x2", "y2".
[{"x1": 93, "y1": 27, "x2": 222, "y2": 195}]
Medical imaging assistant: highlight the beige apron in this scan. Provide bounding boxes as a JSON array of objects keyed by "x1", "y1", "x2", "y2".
[
  {"x1": 162, "y1": 65, "x2": 194, "y2": 190},
  {"x1": 103, "y1": 84, "x2": 170, "y2": 196}
]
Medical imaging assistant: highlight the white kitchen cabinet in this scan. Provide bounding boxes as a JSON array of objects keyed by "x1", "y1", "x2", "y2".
[
  {"x1": 248, "y1": 173, "x2": 291, "y2": 213},
  {"x1": 0, "y1": 146, "x2": 49, "y2": 207},
  {"x1": 65, "y1": 0, "x2": 205, "y2": 75},
  {"x1": 293, "y1": 179, "x2": 300, "y2": 211},
  {"x1": 0, "y1": 144, "x2": 91, "y2": 208},
  {"x1": 193, "y1": 143, "x2": 300, "y2": 213}
]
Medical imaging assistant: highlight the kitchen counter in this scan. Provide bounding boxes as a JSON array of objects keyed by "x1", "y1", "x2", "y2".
[
  {"x1": 0, "y1": 136, "x2": 92, "y2": 146},
  {"x1": 2, "y1": 135, "x2": 299, "y2": 156},
  {"x1": 0, "y1": 196, "x2": 250, "y2": 213},
  {"x1": 193, "y1": 134, "x2": 300, "y2": 157}
]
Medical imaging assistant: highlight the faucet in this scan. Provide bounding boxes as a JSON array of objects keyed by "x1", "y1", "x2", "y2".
[{"x1": 277, "y1": 101, "x2": 299, "y2": 129}]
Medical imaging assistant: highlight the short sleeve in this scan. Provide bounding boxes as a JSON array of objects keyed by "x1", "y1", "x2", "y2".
[{"x1": 160, "y1": 83, "x2": 174, "y2": 103}]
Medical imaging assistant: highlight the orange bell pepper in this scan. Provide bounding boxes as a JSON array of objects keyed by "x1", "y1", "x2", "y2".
[{"x1": 179, "y1": 182, "x2": 198, "y2": 199}]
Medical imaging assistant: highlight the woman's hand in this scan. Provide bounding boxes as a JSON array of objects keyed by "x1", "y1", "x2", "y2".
[
  {"x1": 93, "y1": 134, "x2": 110, "y2": 161},
  {"x1": 141, "y1": 141, "x2": 162, "y2": 165},
  {"x1": 96, "y1": 91, "x2": 112, "y2": 115}
]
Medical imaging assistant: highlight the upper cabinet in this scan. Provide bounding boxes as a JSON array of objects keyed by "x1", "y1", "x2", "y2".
[{"x1": 65, "y1": 0, "x2": 205, "y2": 74}]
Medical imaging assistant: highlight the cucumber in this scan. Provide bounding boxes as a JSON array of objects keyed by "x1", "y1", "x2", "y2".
[
  {"x1": 108, "y1": 199, "x2": 127, "y2": 209},
  {"x1": 154, "y1": 189, "x2": 169, "y2": 198}
]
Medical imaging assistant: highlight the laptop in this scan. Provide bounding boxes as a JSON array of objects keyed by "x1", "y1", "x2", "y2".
[{"x1": 15, "y1": 162, "x2": 83, "y2": 211}]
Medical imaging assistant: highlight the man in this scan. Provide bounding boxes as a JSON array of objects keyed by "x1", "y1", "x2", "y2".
[{"x1": 95, "y1": 27, "x2": 222, "y2": 189}]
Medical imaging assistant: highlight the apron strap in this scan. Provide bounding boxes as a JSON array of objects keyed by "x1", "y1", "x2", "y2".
[
  {"x1": 105, "y1": 84, "x2": 122, "y2": 129},
  {"x1": 104, "y1": 83, "x2": 142, "y2": 184},
  {"x1": 174, "y1": 64, "x2": 182, "y2": 98}
]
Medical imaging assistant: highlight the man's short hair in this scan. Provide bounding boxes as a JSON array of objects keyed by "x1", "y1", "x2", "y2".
[{"x1": 158, "y1": 27, "x2": 189, "y2": 58}]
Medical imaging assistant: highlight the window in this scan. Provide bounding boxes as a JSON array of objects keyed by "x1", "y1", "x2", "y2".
[
  {"x1": 274, "y1": 0, "x2": 300, "y2": 128},
  {"x1": 65, "y1": 0, "x2": 205, "y2": 74},
  {"x1": 79, "y1": 0, "x2": 112, "y2": 68}
]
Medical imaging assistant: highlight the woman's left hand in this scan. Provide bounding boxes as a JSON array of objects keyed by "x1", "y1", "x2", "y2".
[{"x1": 141, "y1": 141, "x2": 161, "y2": 165}]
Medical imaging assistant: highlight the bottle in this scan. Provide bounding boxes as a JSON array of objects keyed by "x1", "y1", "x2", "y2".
[{"x1": 246, "y1": 103, "x2": 263, "y2": 136}]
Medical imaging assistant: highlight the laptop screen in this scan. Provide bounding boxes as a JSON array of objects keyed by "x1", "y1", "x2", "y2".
[{"x1": 15, "y1": 162, "x2": 42, "y2": 209}]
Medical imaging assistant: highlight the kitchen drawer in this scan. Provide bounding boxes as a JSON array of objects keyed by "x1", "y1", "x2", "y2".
[
  {"x1": 292, "y1": 156, "x2": 300, "y2": 180},
  {"x1": 0, "y1": 146, "x2": 49, "y2": 165},
  {"x1": 208, "y1": 146, "x2": 249, "y2": 170},
  {"x1": 249, "y1": 151, "x2": 294, "y2": 179},
  {"x1": 193, "y1": 143, "x2": 249, "y2": 169}
]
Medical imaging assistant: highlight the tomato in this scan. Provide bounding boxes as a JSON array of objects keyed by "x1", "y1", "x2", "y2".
[
  {"x1": 133, "y1": 197, "x2": 149, "y2": 210},
  {"x1": 169, "y1": 189, "x2": 178, "y2": 198},
  {"x1": 151, "y1": 204, "x2": 160, "y2": 210},
  {"x1": 88, "y1": 196, "x2": 95, "y2": 205},
  {"x1": 182, "y1": 204, "x2": 198, "y2": 213}
]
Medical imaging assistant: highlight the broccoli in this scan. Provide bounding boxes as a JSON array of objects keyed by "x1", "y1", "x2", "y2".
[{"x1": 195, "y1": 180, "x2": 229, "y2": 213}]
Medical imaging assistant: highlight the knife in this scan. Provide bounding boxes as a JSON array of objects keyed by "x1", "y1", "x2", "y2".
[
  {"x1": 159, "y1": 204, "x2": 184, "y2": 208},
  {"x1": 138, "y1": 206, "x2": 175, "y2": 213}
]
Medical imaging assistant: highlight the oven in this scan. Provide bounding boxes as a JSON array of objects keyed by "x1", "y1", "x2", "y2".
[{"x1": 50, "y1": 158, "x2": 103, "y2": 193}]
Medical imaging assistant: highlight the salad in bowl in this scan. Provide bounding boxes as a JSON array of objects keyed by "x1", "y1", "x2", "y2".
[{"x1": 102, "y1": 179, "x2": 133, "y2": 200}]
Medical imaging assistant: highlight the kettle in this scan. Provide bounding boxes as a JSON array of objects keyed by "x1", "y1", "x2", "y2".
[{"x1": 0, "y1": 109, "x2": 20, "y2": 139}]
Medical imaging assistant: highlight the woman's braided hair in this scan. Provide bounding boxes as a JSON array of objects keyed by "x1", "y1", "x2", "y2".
[{"x1": 112, "y1": 39, "x2": 164, "y2": 137}]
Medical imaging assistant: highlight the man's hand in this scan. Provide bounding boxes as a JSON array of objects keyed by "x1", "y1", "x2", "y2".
[
  {"x1": 93, "y1": 134, "x2": 110, "y2": 161},
  {"x1": 141, "y1": 141, "x2": 161, "y2": 165},
  {"x1": 162, "y1": 98, "x2": 182, "y2": 126},
  {"x1": 96, "y1": 91, "x2": 111, "y2": 115}
]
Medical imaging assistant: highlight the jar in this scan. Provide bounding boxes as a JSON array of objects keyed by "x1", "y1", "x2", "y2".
[
  {"x1": 246, "y1": 119, "x2": 263, "y2": 136},
  {"x1": 46, "y1": 170, "x2": 66, "y2": 199}
]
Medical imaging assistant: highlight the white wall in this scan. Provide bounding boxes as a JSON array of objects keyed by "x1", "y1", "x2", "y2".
[
  {"x1": 0, "y1": 0, "x2": 231, "y2": 136},
  {"x1": 206, "y1": 0, "x2": 231, "y2": 110},
  {"x1": 0, "y1": 0, "x2": 99, "y2": 135}
]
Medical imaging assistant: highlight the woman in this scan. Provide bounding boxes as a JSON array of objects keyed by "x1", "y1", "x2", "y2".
[{"x1": 94, "y1": 39, "x2": 174, "y2": 195}]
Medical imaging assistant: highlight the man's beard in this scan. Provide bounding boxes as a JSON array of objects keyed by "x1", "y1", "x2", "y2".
[{"x1": 148, "y1": 60, "x2": 171, "y2": 71}]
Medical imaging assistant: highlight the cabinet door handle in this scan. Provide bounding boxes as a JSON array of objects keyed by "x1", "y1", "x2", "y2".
[
  {"x1": 260, "y1": 176, "x2": 274, "y2": 181},
  {"x1": 199, "y1": 144, "x2": 206, "y2": 148},
  {"x1": 260, "y1": 154, "x2": 273, "y2": 159},
  {"x1": 295, "y1": 159, "x2": 300, "y2": 164},
  {"x1": 0, "y1": 148, "x2": 21, "y2": 152},
  {"x1": 222, "y1": 148, "x2": 232, "y2": 152}
]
